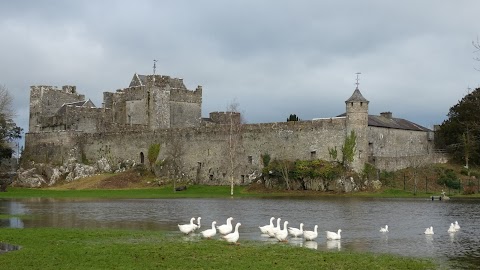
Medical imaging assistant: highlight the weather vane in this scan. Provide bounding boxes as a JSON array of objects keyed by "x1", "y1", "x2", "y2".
[
  {"x1": 355, "y1": 72, "x2": 361, "y2": 89},
  {"x1": 153, "y1": 59, "x2": 158, "y2": 75}
]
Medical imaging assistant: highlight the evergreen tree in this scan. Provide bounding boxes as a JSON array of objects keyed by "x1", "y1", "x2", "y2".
[
  {"x1": 287, "y1": 114, "x2": 299, "y2": 122},
  {"x1": 436, "y1": 87, "x2": 480, "y2": 165}
]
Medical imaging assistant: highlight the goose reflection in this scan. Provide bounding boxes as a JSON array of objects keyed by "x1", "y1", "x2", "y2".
[
  {"x1": 326, "y1": 239, "x2": 341, "y2": 250},
  {"x1": 304, "y1": 240, "x2": 318, "y2": 250},
  {"x1": 449, "y1": 232, "x2": 456, "y2": 243},
  {"x1": 424, "y1": 234, "x2": 434, "y2": 246}
]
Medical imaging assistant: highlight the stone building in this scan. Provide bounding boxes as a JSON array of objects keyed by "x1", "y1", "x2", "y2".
[{"x1": 23, "y1": 72, "x2": 439, "y2": 185}]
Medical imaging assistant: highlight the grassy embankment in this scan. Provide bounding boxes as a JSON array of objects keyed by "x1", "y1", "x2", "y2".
[
  {"x1": 1, "y1": 162, "x2": 479, "y2": 199},
  {"x1": 0, "y1": 227, "x2": 435, "y2": 270}
]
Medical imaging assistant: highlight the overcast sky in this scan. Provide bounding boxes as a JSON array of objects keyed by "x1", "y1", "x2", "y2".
[{"x1": 1, "y1": 0, "x2": 479, "y2": 141}]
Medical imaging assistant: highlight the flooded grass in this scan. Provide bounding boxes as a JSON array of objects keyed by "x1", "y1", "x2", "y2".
[
  {"x1": 2, "y1": 185, "x2": 478, "y2": 200},
  {"x1": 0, "y1": 227, "x2": 435, "y2": 270}
]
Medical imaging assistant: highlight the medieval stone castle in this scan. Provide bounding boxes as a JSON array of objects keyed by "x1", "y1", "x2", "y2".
[{"x1": 24, "y1": 72, "x2": 438, "y2": 185}]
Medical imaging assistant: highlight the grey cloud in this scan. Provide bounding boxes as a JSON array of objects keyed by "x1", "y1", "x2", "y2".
[{"x1": 1, "y1": 0, "x2": 479, "y2": 141}]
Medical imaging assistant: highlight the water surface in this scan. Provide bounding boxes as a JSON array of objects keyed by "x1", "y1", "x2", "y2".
[{"x1": 1, "y1": 197, "x2": 479, "y2": 269}]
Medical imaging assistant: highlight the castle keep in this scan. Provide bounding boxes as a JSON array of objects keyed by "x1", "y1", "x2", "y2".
[{"x1": 24, "y1": 73, "x2": 436, "y2": 185}]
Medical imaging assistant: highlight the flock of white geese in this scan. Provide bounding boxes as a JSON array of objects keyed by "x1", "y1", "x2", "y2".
[{"x1": 178, "y1": 217, "x2": 461, "y2": 245}]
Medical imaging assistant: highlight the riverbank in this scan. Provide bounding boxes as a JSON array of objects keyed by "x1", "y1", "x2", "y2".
[
  {"x1": 0, "y1": 227, "x2": 435, "y2": 269},
  {"x1": 3, "y1": 165, "x2": 479, "y2": 199},
  {"x1": 1, "y1": 185, "x2": 479, "y2": 199}
]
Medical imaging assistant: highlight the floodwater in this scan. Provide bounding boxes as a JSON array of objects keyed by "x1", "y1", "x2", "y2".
[{"x1": 1, "y1": 197, "x2": 479, "y2": 269}]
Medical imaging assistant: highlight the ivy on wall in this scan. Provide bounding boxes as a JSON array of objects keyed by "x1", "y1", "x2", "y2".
[{"x1": 342, "y1": 130, "x2": 357, "y2": 170}]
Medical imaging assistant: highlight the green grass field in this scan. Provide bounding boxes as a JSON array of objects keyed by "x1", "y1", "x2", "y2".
[
  {"x1": 1, "y1": 185, "x2": 477, "y2": 200},
  {"x1": 0, "y1": 227, "x2": 435, "y2": 270}
]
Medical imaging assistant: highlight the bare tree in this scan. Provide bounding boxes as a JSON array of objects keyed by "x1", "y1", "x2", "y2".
[
  {"x1": 0, "y1": 85, "x2": 21, "y2": 163},
  {"x1": 225, "y1": 100, "x2": 244, "y2": 196},
  {"x1": 279, "y1": 159, "x2": 293, "y2": 190},
  {"x1": 474, "y1": 36, "x2": 480, "y2": 71},
  {"x1": 0, "y1": 85, "x2": 14, "y2": 119},
  {"x1": 408, "y1": 154, "x2": 432, "y2": 195}
]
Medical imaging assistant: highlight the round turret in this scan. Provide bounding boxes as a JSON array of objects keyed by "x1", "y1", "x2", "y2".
[{"x1": 345, "y1": 87, "x2": 369, "y2": 172}]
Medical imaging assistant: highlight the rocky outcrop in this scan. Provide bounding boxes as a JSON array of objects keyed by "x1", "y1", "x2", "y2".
[
  {"x1": 96, "y1": 157, "x2": 112, "y2": 173},
  {"x1": 303, "y1": 178, "x2": 326, "y2": 191},
  {"x1": 330, "y1": 177, "x2": 359, "y2": 192},
  {"x1": 262, "y1": 175, "x2": 361, "y2": 193},
  {"x1": 15, "y1": 168, "x2": 47, "y2": 188},
  {"x1": 364, "y1": 179, "x2": 382, "y2": 191},
  {"x1": 65, "y1": 163, "x2": 96, "y2": 182},
  {"x1": 13, "y1": 157, "x2": 122, "y2": 188}
]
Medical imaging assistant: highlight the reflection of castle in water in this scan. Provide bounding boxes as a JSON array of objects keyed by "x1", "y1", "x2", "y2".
[{"x1": 0, "y1": 200, "x2": 25, "y2": 228}]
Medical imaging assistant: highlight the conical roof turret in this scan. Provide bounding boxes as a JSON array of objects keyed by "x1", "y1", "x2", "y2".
[{"x1": 345, "y1": 87, "x2": 369, "y2": 103}]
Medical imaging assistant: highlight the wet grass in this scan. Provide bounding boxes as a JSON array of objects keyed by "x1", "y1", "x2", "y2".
[
  {"x1": 1, "y1": 185, "x2": 478, "y2": 199},
  {"x1": 0, "y1": 227, "x2": 435, "y2": 270},
  {"x1": 0, "y1": 214, "x2": 31, "y2": 220},
  {"x1": 0, "y1": 185, "x2": 250, "y2": 199}
]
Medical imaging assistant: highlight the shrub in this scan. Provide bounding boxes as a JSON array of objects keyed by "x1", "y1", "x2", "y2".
[{"x1": 437, "y1": 169, "x2": 461, "y2": 189}]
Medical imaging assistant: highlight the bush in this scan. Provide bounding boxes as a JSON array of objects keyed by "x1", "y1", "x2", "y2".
[
  {"x1": 264, "y1": 159, "x2": 343, "y2": 183},
  {"x1": 437, "y1": 169, "x2": 461, "y2": 189},
  {"x1": 463, "y1": 181, "x2": 477, "y2": 195},
  {"x1": 362, "y1": 163, "x2": 377, "y2": 181}
]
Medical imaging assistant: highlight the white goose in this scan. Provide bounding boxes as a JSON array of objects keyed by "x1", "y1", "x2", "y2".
[
  {"x1": 288, "y1": 223, "x2": 304, "y2": 238},
  {"x1": 326, "y1": 229, "x2": 342, "y2": 240},
  {"x1": 259, "y1": 217, "x2": 275, "y2": 234},
  {"x1": 200, "y1": 221, "x2": 217, "y2": 238},
  {"x1": 424, "y1": 226, "x2": 434, "y2": 235},
  {"x1": 266, "y1": 218, "x2": 282, "y2": 238},
  {"x1": 447, "y1": 223, "x2": 456, "y2": 233},
  {"x1": 303, "y1": 225, "x2": 318, "y2": 241},
  {"x1": 193, "y1": 217, "x2": 202, "y2": 231},
  {"x1": 454, "y1": 221, "x2": 460, "y2": 231},
  {"x1": 217, "y1": 217, "x2": 234, "y2": 235},
  {"x1": 275, "y1": 221, "x2": 289, "y2": 242},
  {"x1": 222, "y1": 223, "x2": 241, "y2": 244},
  {"x1": 178, "y1": 217, "x2": 196, "y2": 235},
  {"x1": 379, "y1": 225, "x2": 389, "y2": 233}
]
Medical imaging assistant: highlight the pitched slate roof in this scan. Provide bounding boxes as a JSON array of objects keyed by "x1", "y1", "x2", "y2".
[
  {"x1": 368, "y1": 114, "x2": 430, "y2": 131},
  {"x1": 335, "y1": 112, "x2": 430, "y2": 131},
  {"x1": 56, "y1": 99, "x2": 96, "y2": 115}
]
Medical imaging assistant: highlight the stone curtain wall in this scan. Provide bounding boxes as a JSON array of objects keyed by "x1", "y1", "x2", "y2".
[
  {"x1": 367, "y1": 126, "x2": 434, "y2": 171},
  {"x1": 23, "y1": 116, "x2": 436, "y2": 184},
  {"x1": 23, "y1": 131, "x2": 80, "y2": 165},
  {"x1": 23, "y1": 118, "x2": 348, "y2": 185}
]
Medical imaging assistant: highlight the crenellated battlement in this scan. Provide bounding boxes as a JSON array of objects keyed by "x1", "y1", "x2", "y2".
[
  {"x1": 29, "y1": 72, "x2": 203, "y2": 133},
  {"x1": 24, "y1": 71, "x2": 435, "y2": 185}
]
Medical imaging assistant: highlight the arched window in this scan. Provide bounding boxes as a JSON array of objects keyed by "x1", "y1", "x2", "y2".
[{"x1": 140, "y1": 152, "x2": 144, "y2": 164}]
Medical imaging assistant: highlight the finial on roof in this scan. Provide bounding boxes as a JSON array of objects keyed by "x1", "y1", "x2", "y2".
[{"x1": 355, "y1": 72, "x2": 361, "y2": 89}]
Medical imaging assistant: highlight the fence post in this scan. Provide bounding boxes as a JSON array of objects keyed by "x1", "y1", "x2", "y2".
[
  {"x1": 425, "y1": 176, "x2": 428, "y2": 193},
  {"x1": 403, "y1": 173, "x2": 406, "y2": 191}
]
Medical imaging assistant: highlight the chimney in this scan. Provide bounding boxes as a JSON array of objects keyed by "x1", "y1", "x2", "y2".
[{"x1": 380, "y1": 112, "x2": 392, "y2": 119}]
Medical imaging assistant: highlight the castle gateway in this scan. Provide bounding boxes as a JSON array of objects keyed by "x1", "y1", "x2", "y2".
[{"x1": 24, "y1": 73, "x2": 437, "y2": 185}]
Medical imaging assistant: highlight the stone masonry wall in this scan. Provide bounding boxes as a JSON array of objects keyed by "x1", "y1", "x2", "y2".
[
  {"x1": 29, "y1": 86, "x2": 85, "y2": 132},
  {"x1": 152, "y1": 87, "x2": 171, "y2": 129},
  {"x1": 170, "y1": 101, "x2": 201, "y2": 128},
  {"x1": 23, "y1": 118, "x2": 348, "y2": 185},
  {"x1": 368, "y1": 126, "x2": 434, "y2": 171}
]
